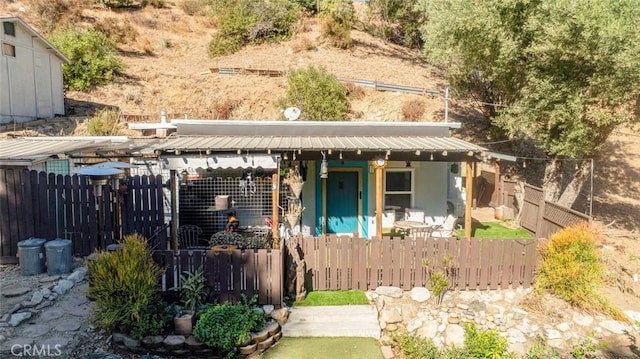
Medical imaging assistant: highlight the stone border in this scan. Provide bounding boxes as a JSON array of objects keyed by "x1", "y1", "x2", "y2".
[{"x1": 111, "y1": 319, "x2": 283, "y2": 358}]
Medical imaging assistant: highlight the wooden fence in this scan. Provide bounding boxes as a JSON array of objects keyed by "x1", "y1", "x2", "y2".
[
  {"x1": 0, "y1": 169, "x2": 166, "y2": 263},
  {"x1": 520, "y1": 184, "x2": 590, "y2": 239},
  {"x1": 289, "y1": 234, "x2": 538, "y2": 292},
  {"x1": 153, "y1": 249, "x2": 283, "y2": 307}
]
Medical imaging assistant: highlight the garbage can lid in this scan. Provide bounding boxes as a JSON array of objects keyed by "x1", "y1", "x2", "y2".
[
  {"x1": 44, "y1": 239, "x2": 72, "y2": 248},
  {"x1": 18, "y1": 238, "x2": 46, "y2": 248}
]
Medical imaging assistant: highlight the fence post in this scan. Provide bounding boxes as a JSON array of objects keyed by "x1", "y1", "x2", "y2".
[{"x1": 535, "y1": 190, "x2": 546, "y2": 238}]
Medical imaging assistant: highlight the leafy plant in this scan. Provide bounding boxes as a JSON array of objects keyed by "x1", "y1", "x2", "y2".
[
  {"x1": 87, "y1": 234, "x2": 163, "y2": 333},
  {"x1": 534, "y1": 223, "x2": 627, "y2": 321},
  {"x1": 129, "y1": 301, "x2": 175, "y2": 340},
  {"x1": 193, "y1": 295, "x2": 266, "y2": 358},
  {"x1": 48, "y1": 25, "x2": 124, "y2": 91},
  {"x1": 281, "y1": 65, "x2": 349, "y2": 121},
  {"x1": 524, "y1": 336, "x2": 561, "y2": 359},
  {"x1": 319, "y1": 0, "x2": 355, "y2": 49},
  {"x1": 208, "y1": 0, "x2": 301, "y2": 57},
  {"x1": 423, "y1": 254, "x2": 456, "y2": 304},
  {"x1": 174, "y1": 268, "x2": 207, "y2": 313},
  {"x1": 87, "y1": 108, "x2": 122, "y2": 136},
  {"x1": 391, "y1": 332, "x2": 440, "y2": 359},
  {"x1": 570, "y1": 331, "x2": 607, "y2": 359},
  {"x1": 463, "y1": 322, "x2": 514, "y2": 359}
]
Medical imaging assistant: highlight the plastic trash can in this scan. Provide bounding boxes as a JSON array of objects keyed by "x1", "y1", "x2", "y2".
[
  {"x1": 17, "y1": 238, "x2": 46, "y2": 276},
  {"x1": 44, "y1": 239, "x2": 73, "y2": 275}
]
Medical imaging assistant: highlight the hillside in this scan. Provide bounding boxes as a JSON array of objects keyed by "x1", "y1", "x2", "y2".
[{"x1": 2, "y1": 0, "x2": 640, "y2": 310}]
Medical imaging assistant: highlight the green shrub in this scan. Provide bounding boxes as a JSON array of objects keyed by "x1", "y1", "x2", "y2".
[
  {"x1": 208, "y1": 0, "x2": 300, "y2": 57},
  {"x1": 534, "y1": 223, "x2": 627, "y2": 321},
  {"x1": 88, "y1": 234, "x2": 164, "y2": 333},
  {"x1": 282, "y1": 65, "x2": 349, "y2": 121},
  {"x1": 463, "y1": 322, "x2": 514, "y2": 359},
  {"x1": 96, "y1": 0, "x2": 133, "y2": 8},
  {"x1": 319, "y1": 0, "x2": 355, "y2": 49},
  {"x1": 423, "y1": 254, "x2": 456, "y2": 304},
  {"x1": 49, "y1": 25, "x2": 124, "y2": 91},
  {"x1": 193, "y1": 295, "x2": 266, "y2": 358},
  {"x1": 129, "y1": 302, "x2": 175, "y2": 340},
  {"x1": 524, "y1": 336, "x2": 561, "y2": 359},
  {"x1": 174, "y1": 268, "x2": 207, "y2": 312},
  {"x1": 392, "y1": 332, "x2": 440, "y2": 359},
  {"x1": 87, "y1": 108, "x2": 123, "y2": 136}
]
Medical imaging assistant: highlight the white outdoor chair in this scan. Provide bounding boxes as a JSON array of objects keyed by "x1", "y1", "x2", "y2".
[
  {"x1": 381, "y1": 209, "x2": 396, "y2": 229},
  {"x1": 431, "y1": 214, "x2": 458, "y2": 237},
  {"x1": 404, "y1": 208, "x2": 426, "y2": 223}
]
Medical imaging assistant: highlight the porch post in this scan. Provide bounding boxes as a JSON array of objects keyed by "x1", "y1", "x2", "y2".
[
  {"x1": 493, "y1": 160, "x2": 500, "y2": 208},
  {"x1": 170, "y1": 169, "x2": 178, "y2": 251},
  {"x1": 272, "y1": 173, "x2": 280, "y2": 249},
  {"x1": 465, "y1": 162, "x2": 473, "y2": 239},
  {"x1": 375, "y1": 164, "x2": 384, "y2": 238}
]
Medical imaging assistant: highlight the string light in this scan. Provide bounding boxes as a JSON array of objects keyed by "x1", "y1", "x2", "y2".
[
  {"x1": 430, "y1": 152, "x2": 434, "y2": 161},
  {"x1": 415, "y1": 150, "x2": 421, "y2": 156}
]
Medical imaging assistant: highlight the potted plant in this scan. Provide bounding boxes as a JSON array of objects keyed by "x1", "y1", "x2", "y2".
[{"x1": 172, "y1": 267, "x2": 206, "y2": 335}]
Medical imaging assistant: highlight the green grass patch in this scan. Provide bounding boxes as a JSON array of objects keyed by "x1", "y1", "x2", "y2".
[
  {"x1": 261, "y1": 337, "x2": 383, "y2": 359},
  {"x1": 293, "y1": 290, "x2": 369, "y2": 306},
  {"x1": 458, "y1": 221, "x2": 533, "y2": 239}
]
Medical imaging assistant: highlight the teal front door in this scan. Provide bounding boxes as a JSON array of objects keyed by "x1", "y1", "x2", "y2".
[{"x1": 326, "y1": 171, "x2": 359, "y2": 234}]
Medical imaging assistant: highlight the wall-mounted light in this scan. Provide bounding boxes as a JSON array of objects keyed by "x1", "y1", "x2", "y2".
[
  {"x1": 180, "y1": 169, "x2": 188, "y2": 187},
  {"x1": 320, "y1": 152, "x2": 328, "y2": 179},
  {"x1": 442, "y1": 150, "x2": 448, "y2": 157}
]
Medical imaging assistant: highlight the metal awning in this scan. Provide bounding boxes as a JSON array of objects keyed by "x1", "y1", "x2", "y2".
[
  {"x1": 151, "y1": 135, "x2": 489, "y2": 162},
  {"x1": 0, "y1": 138, "x2": 123, "y2": 164}
]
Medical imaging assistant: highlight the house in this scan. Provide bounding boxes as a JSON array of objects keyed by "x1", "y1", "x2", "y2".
[
  {"x1": 1, "y1": 17, "x2": 69, "y2": 125},
  {"x1": 146, "y1": 120, "x2": 489, "y2": 240}
]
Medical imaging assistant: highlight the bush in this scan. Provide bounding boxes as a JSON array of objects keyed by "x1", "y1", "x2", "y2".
[
  {"x1": 31, "y1": 0, "x2": 83, "y2": 33},
  {"x1": 129, "y1": 302, "x2": 175, "y2": 340},
  {"x1": 193, "y1": 295, "x2": 266, "y2": 358},
  {"x1": 281, "y1": 65, "x2": 349, "y2": 121},
  {"x1": 96, "y1": 0, "x2": 133, "y2": 8},
  {"x1": 402, "y1": 99, "x2": 425, "y2": 121},
  {"x1": 88, "y1": 234, "x2": 164, "y2": 333},
  {"x1": 534, "y1": 223, "x2": 627, "y2": 321},
  {"x1": 87, "y1": 108, "x2": 123, "y2": 136},
  {"x1": 463, "y1": 322, "x2": 513, "y2": 359},
  {"x1": 48, "y1": 25, "x2": 124, "y2": 91},
  {"x1": 392, "y1": 332, "x2": 440, "y2": 359},
  {"x1": 319, "y1": 0, "x2": 355, "y2": 49},
  {"x1": 208, "y1": 0, "x2": 301, "y2": 57}
]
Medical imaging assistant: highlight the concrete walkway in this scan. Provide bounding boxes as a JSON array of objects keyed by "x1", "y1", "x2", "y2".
[{"x1": 282, "y1": 305, "x2": 381, "y2": 339}]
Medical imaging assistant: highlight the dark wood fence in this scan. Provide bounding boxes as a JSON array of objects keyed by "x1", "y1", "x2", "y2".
[
  {"x1": 289, "y1": 234, "x2": 538, "y2": 292},
  {"x1": 521, "y1": 184, "x2": 590, "y2": 239},
  {"x1": 153, "y1": 249, "x2": 283, "y2": 307},
  {"x1": 0, "y1": 169, "x2": 166, "y2": 263}
]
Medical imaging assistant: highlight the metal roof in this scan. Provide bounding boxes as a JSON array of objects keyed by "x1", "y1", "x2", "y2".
[
  {"x1": 1, "y1": 17, "x2": 70, "y2": 64},
  {"x1": 0, "y1": 137, "x2": 130, "y2": 164},
  {"x1": 152, "y1": 135, "x2": 487, "y2": 155}
]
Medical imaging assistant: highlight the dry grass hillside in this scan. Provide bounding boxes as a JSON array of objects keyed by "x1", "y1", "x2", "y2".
[{"x1": 2, "y1": 0, "x2": 640, "y2": 310}]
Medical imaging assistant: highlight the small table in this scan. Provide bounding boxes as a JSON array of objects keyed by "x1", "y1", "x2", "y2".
[{"x1": 393, "y1": 221, "x2": 436, "y2": 236}]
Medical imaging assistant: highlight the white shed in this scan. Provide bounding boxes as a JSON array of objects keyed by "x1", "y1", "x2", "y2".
[{"x1": 1, "y1": 17, "x2": 69, "y2": 125}]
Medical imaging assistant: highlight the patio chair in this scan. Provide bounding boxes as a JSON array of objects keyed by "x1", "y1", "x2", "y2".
[
  {"x1": 178, "y1": 224, "x2": 204, "y2": 249},
  {"x1": 381, "y1": 209, "x2": 396, "y2": 229},
  {"x1": 431, "y1": 214, "x2": 457, "y2": 238},
  {"x1": 404, "y1": 208, "x2": 426, "y2": 223}
]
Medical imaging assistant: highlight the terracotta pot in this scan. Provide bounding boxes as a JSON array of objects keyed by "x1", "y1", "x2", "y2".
[{"x1": 174, "y1": 311, "x2": 194, "y2": 335}]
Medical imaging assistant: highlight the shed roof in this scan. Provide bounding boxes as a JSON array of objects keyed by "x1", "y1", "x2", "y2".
[
  {"x1": 1, "y1": 17, "x2": 70, "y2": 64},
  {"x1": 0, "y1": 137, "x2": 132, "y2": 165}
]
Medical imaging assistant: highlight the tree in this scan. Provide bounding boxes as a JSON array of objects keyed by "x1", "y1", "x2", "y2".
[
  {"x1": 418, "y1": 0, "x2": 640, "y2": 207},
  {"x1": 282, "y1": 65, "x2": 349, "y2": 121}
]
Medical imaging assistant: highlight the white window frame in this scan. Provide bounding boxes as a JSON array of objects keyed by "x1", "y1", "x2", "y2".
[
  {"x1": 2, "y1": 42, "x2": 15, "y2": 57},
  {"x1": 383, "y1": 168, "x2": 415, "y2": 210}
]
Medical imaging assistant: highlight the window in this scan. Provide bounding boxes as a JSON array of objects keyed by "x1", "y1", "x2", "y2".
[
  {"x1": 3, "y1": 22, "x2": 16, "y2": 37},
  {"x1": 2, "y1": 42, "x2": 15, "y2": 57},
  {"x1": 384, "y1": 169, "x2": 414, "y2": 214}
]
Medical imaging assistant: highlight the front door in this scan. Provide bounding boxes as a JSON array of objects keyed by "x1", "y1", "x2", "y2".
[{"x1": 325, "y1": 170, "x2": 360, "y2": 234}]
